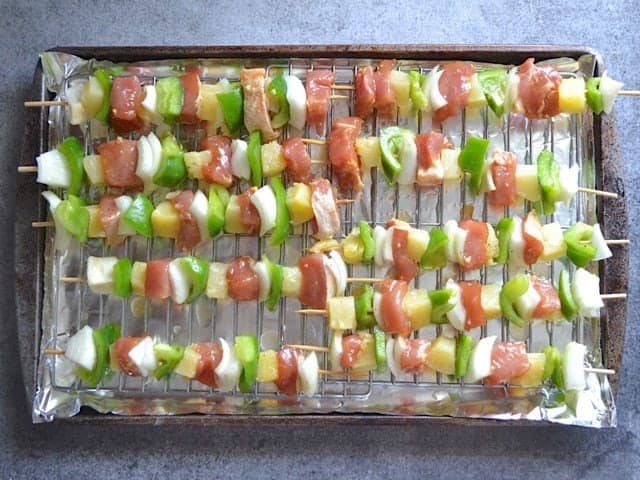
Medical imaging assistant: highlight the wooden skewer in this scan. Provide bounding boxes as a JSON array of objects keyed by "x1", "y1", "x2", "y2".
[
  {"x1": 60, "y1": 276, "x2": 84, "y2": 284},
  {"x1": 335, "y1": 198, "x2": 355, "y2": 205},
  {"x1": 600, "y1": 293, "x2": 627, "y2": 300},
  {"x1": 32, "y1": 221, "x2": 54, "y2": 228},
  {"x1": 577, "y1": 187, "x2": 618, "y2": 199},
  {"x1": 330, "y1": 94, "x2": 350, "y2": 100},
  {"x1": 301, "y1": 138, "x2": 327, "y2": 146},
  {"x1": 619, "y1": 90, "x2": 640, "y2": 96},
  {"x1": 331, "y1": 84, "x2": 355, "y2": 91},
  {"x1": 579, "y1": 239, "x2": 630, "y2": 245},
  {"x1": 24, "y1": 100, "x2": 68, "y2": 108},
  {"x1": 43, "y1": 348, "x2": 65, "y2": 355},
  {"x1": 286, "y1": 344, "x2": 329, "y2": 353},
  {"x1": 18, "y1": 165, "x2": 38, "y2": 173},
  {"x1": 584, "y1": 367, "x2": 616, "y2": 375},
  {"x1": 296, "y1": 309, "x2": 328, "y2": 316}
]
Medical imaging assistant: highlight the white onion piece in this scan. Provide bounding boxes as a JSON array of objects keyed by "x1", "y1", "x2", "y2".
[
  {"x1": 558, "y1": 164, "x2": 580, "y2": 205},
  {"x1": 65, "y1": 325, "x2": 96, "y2": 371},
  {"x1": 42, "y1": 191, "x2": 72, "y2": 251},
  {"x1": 443, "y1": 220, "x2": 459, "y2": 263},
  {"x1": 128, "y1": 336, "x2": 157, "y2": 377},
  {"x1": 36, "y1": 149, "x2": 71, "y2": 189},
  {"x1": 464, "y1": 335, "x2": 496, "y2": 383},
  {"x1": 230, "y1": 139, "x2": 250, "y2": 181},
  {"x1": 374, "y1": 225, "x2": 388, "y2": 266},
  {"x1": 86, "y1": 256, "x2": 118, "y2": 295},
  {"x1": 505, "y1": 67, "x2": 521, "y2": 114},
  {"x1": 114, "y1": 195, "x2": 136, "y2": 236},
  {"x1": 135, "y1": 135, "x2": 155, "y2": 190},
  {"x1": 169, "y1": 259, "x2": 191, "y2": 304},
  {"x1": 329, "y1": 331, "x2": 344, "y2": 371},
  {"x1": 444, "y1": 279, "x2": 466, "y2": 331},
  {"x1": 326, "y1": 250, "x2": 348, "y2": 297},
  {"x1": 599, "y1": 71, "x2": 624, "y2": 115},
  {"x1": 571, "y1": 268, "x2": 604, "y2": 318},
  {"x1": 395, "y1": 134, "x2": 418, "y2": 186},
  {"x1": 252, "y1": 261, "x2": 272, "y2": 302},
  {"x1": 563, "y1": 341, "x2": 587, "y2": 391},
  {"x1": 215, "y1": 338, "x2": 242, "y2": 392},
  {"x1": 514, "y1": 279, "x2": 541, "y2": 322},
  {"x1": 591, "y1": 224, "x2": 612, "y2": 261},
  {"x1": 508, "y1": 216, "x2": 526, "y2": 268},
  {"x1": 453, "y1": 227, "x2": 468, "y2": 267},
  {"x1": 427, "y1": 67, "x2": 447, "y2": 111},
  {"x1": 141, "y1": 85, "x2": 161, "y2": 123},
  {"x1": 298, "y1": 352, "x2": 319, "y2": 397},
  {"x1": 386, "y1": 337, "x2": 404, "y2": 379},
  {"x1": 284, "y1": 75, "x2": 307, "y2": 130},
  {"x1": 189, "y1": 190, "x2": 210, "y2": 242},
  {"x1": 146, "y1": 132, "x2": 163, "y2": 178},
  {"x1": 373, "y1": 292, "x2": 384, "y2": 329},
  {"x1": 382, "y1": 227, "x2": 395, "y2": 265},
  {"x1": 249, "y1": 185, "x2": 277, "y2": 236}
]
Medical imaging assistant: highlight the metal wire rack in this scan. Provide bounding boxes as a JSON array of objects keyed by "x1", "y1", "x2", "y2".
[{"x1": 33, "y1": 53, "x2": 612, "y2": 418}]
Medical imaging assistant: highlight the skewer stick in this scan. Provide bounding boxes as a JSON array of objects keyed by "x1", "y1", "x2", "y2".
[
  {"x1": 584, "y1": 367, "x2": 616, "y2": 375},
  {"x1": 60, "y1": 276, "x2": 84, "y2": 284},
  {"x1": 18, "y1": 165, "x2": 38, "y2": 173},
  {"x1": 32, "y1": 221, "x2": 54, "y2": 228},
  {"x1": 286, "y1": 344, "x2": 329, "y2": 353},
  {"x1": 335, "y1": 198, "x2": 355, "y2": 205},
  {"x1": 331, "y1": 84, "x2": 355, "y2": 91},
  {"x1": 577, "y1": 187, "x2": 618, "y2": 199},
  {"x1": 296, "y1": 309, "x2": 327, "y2": 316},
  {"x1": 301, "y1": 138, "x2": 327, "y2": 146},
  {"x1": 24, "y1": 100, "x2": 68, "y2": 108},
  {"x1": 579, "y1": 239, "x2": 629, "y2": 245},
  {"x1": 600, "y1": 293, "x2": 626, "y2": 300},
  {"x1": 330, "y1": 94, "x2": 350, "y2": 100},
  {"x1": 619, "y1": 90, "x2": 640, "y2": 96},
  {"x1": 43, "y1": 348, "x2": 65, "y2": 355}
]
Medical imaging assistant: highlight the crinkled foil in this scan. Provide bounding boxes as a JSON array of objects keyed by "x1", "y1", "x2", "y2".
[{"x1": 32, "y1": 51, "x2": 616, "y2": 426}]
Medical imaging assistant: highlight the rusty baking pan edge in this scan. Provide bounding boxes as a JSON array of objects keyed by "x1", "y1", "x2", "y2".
[{"x1": 15, "y1": 45, "x2": 627, "y2": 425}]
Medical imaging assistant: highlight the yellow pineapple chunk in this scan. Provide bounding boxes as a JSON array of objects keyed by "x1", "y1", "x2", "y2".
[
  {"x1": 206, "y1": 262, "x2": 228, "y2": 299},
  {"x1": 442, "y1": 148, "x2": 462, "y2": 181},
  {"x1": 81, "y1": 76, "x2": 104, "y2": 117},
  {"x1": 257, "y1": 350, "x2": 279, "y2": 383},
  {"x1": 558, "y1": 77, "x2": 587, "y2": 114},
  {"x1": 261, "y1": 141, "x2": 286, "y2": 177},
  {"x1": 184, "y1": 150, "x2": 210, "y2": 180},
  {"x1": 151, "y1": 200, "x2": 181, "y2": 238},
  {"x1": 131, "y1": 261, "x2": 147, "y2": 297},
  {"x1": 407, "y1": 228, "x2": 429, "y2": 261},
  {"x1": 540, "y1": 222, "x2": 567, "y2": 261},
  {"x1": 197, "y1": 83, "x2": 222, "y2": 123},
  {"x1": 328, "y1": 297, "x2": 357, "y2": 330},
  {"x1": 86, "y1": 205, "x2": 105, "y2": 238},
  {"x1": 390, "y1": 71, "x2": 411, "y2": 117},
  {"x1": 516, "y1": 164, "x2": 541, "y2": 202},
  {"x1": 224, "y1": 195, "x2": 249, "y2": 234},
  {"x1": 486, "y1": 224, "x2": 499, "y2": 262},
  {"x1": 83, "y1": 154, "x2": 105, "y2": 185},
  {"x1": 356, "y1": 136, "x2": 381, "y2": 170},
  {"x1": 342, "y1": 230, "x2": 365, "y2": 264},
  {"x1": 511, "y1": 353, "x2": 545, "y2": 387},
  {"x1": 481, "y1": 284, "x2": 502, "y2": 319},
  {"x1": 173, "y1": 345, "x2": 200, "y2": 379},
  {"x1": 427, "y1": 336, "x2": 456, "y2": 375},
  {"x1": 352, "y1": 333, "x2": 377, "y2": 372},
  {"x1": 282, "y1": 266, "x2": 302, "y2": 298},
  {"x1": 286, "y1": 182, "x2": 314, "y2": 225},
  {"x1": 467, "y1": 73, "x2": 488, "y2": 109},
  {"x1": 402, "y1": 289, "x2": 432, "y2": 330}
]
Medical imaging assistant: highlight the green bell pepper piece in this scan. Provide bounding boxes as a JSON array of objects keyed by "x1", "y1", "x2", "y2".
[
  {"x1": 76, "y1": 323, "x2": 121, "y2": 387},
  {"x1": 216, "y1": 83, "x2": 244, "y2": 137},
  {"x1": 113, "y1": 258, "x2": 132, "y2": 298},
  {"x1": 180, "y1": 256, "x2": 209, "y2": 304},
  {"x1": 408, "y1": 71, "x2": 428, "y2": 111},
  {"x1": 478, "y1": 68, "x2": 508, "y2": 118},
  {"x1": 585, "y1": 78, "x2": 604, "y2": 115},
  {"x1": 542, "y1": 345, "x2": 564, "y2": 388},
  {"x1": 420, "y1": 226, "x2": 448, "y2": 269},
  {"x1": 563, "y1": 222, "x2": 596, "y2": 267},
  {"x1": 458, "y1": 136, "x2": 489, "y2": 196},
  {"x1": 153, "y1": 134, "x2": 186, "y2": 187},
  {"x1": 235, "y1": 335, "x2": 259, "y2": 393},
  {"x1": 156, "y1": 76, "x2": 184, "y2": 125},
  {"x1": 373, "y1": 326, "x2": 387, "y2": 373},
  {"x1": 267, "y1": 74, "x2": 289, "y2": 129},
  {"x1": 380, "y1": 127, "x2": 414, "y2": 184},
  {"x1": 263, "y1": 255, "x2": 283, "y2": 312},
  {"x1": 123, "y1": 193, "x2": 154, "y2": 237},
  {"x1": 537, "y1": 150, "x2": 562, "y2": 215},
  {"x1": 207, "y1": 184, "x2": 230, "y2": 237},
  {"x1": 55, "y1": 195, "x2": 89, "y2": 243},
  {"x1": 269, "y1": 177, "x2": 290, "y2": 246},
  {"x1": 500, "y1": 274, "x2": 529, "y2": 327},
  {"x1": 93, "y1": 68, "x2": 113, "y2": 124},
  {"x1": 354, "y1": 284, "x2": 375, "y2": 328},
  {"x1": 495, "y1": 217, "x2": 515, "y2": 264},
  {"x1": 358, "y1": 220, "x2": 375, "y2": 263},
  {"x1": 455, "y1": 334, "x2": 474, "y2": 378},
  {"x1": 57, "y1": 136, "x2": 85, "y2": 196},
  {"x1": 247, "y1": 130, "x2": 262, "y2": 187},
  {"x1": 558, "y1": 269, "x2": 578, "y2": 320},
  {"x1": 429, "y1": 288, "x2": 455, "y2": 324},
  {"x1": 153, "y1": 343, "x2": 185, "y2": 380}
]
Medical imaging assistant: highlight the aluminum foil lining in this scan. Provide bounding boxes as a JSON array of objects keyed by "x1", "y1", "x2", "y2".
[{"x1": 32, "y1": 51, "x2": 616, "y2": 427}]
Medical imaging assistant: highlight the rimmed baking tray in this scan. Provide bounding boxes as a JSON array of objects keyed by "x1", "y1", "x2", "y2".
[{"x1": 16, "y1": 45, "x2": 628, "y2": 425}]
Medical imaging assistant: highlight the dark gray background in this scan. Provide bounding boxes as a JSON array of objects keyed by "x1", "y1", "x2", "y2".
[{"x1": 1, "y1": 1, "x2": 638, "y2": 478}]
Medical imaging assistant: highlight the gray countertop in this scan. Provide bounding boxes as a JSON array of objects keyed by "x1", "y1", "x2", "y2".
[{"x1": 2, "y1": 1, "x2": 638, "y2": 478}]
